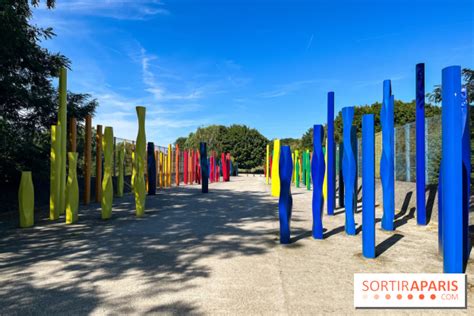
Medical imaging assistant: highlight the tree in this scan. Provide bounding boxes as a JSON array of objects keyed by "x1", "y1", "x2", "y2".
[
  {"x1": 0, "y1": 1, "x2": 98, "y2": 211},
  {"x1": 301, "y1": 99, "x2": 441, "y2": 148},
  {"x1": 174, "y1": 137, "x2": 187, "y2": 149},
  {"x1": 427, "y1": 68, "x2": 473, "y2": 104},
  {"x1": 222, "y1": 125, "x2": 268, "y2": 170},
  {"x1": 183, "y1": 125, "x2": 227, "y2": 152}
]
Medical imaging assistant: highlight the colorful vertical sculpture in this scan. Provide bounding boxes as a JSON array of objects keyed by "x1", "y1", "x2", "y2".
[
  {"x1": 312, "y1": 125, "x2": 325, "y2": 239},
  {"x1": 117, "y1": 143, "x2": 125, "y2": 197},
  {"x1": 271, "y1": 139, "x2": 281, "y2": 197},
  {"x1": 147, "y1": 142, "x2": 156, "y2": 195},
  {"x1": 295, "y1": 150, "x2": 300, "y2": 188},
  {"x1": 167, "y1": 144, "x2": 172, "y2": 187},
  {"x1": 95, "y1": 125, "x2": 103, "y2": 203},
  {"x1": 380, "y1": 80, "x2": 395, "y2": 231},
  {"x1": 306, "y1": 150, "x2": 311, "y2": 190},
  {"x1": 84, "y1": 115, "x2": 92, "y2": 204},
  {"x1": 200, "y1": 142, "x2": 209, "y2": 193},
  {"x1": 159, "y1": 151, "x2": 164, "y2": 188},
  {"x1": 101, "y1": 127, "x2": 114, "y2": 220},
  {"x1": 134, "y1": 107, "x2": 146, "y2": 217},
  {"x1": 175, "y1": 144, "x2": 180, "y2": 186},
  {"x1": 323, "y1": 145, "x2": 327, "y2": 201},
  {"x1": 58, "y1": 67, "x2": 67, "y2": 215},
  {"x1": 66, "y1": 152, "x2": 79, "y2": 224},
  {"x1": 266, "y1": 144, "x2": 270, "y2": 184},
  {"x1": 342, "y1": 107, "x2": 356, "y2": 235},
  {"x1": 50, "y1": 125, "x2": 60, "y2": 220},
  {"x1": 19, "y1": 171, "x2": 34, "y2": 228},
  {"x1": 461, "y1": 87, "x2": 471, "y2": 267},
  {"x1": 362, "y1": 115, "x2": 375, "y2": 258},
  {"x1": 416, "y1": 63, "x2": 426, "y2": 225},
  {"x1": 441, "y1": 66, "x2": 463, "y2": 273},
  {"x1": 184, "y1": 150, "x2": 188, "y2": 184},
  {"x1": 338, "y1": 142, "x2": 344, "y2": 208},
  {"x1": 279, "y1": 146, "x2": 293, "y2": 244},
  {"x1": 327, "y1": 92, "x2": 336, "y2": 215}
]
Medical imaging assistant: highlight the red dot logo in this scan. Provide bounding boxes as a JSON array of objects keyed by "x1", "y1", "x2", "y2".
[
  {"x1": 419, "y1": 294, "x2": 425, "y2": 300},
  {"x1": 408, "y1": 294, "x2": 413, "y2": 300},
  {"x1": 397, "y1": 294, "x2": 402, "y2": 300},
  {"x1": 385, "y1": 294, "x2": 391, "y2": 300},
  {"x1": 430, "y1": 294, "x2": 436, "y2": 300}
]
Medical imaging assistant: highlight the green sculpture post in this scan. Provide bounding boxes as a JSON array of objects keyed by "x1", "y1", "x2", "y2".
[
  {"x1": 66, "y1": 152, "x2": 79, "y2": 224},
  {"x1": 101, "y1": 127, "x2": 114, "y2": 219},
  {"x1": 134, "y1": 107, "x2": 147, "y2": 217}
]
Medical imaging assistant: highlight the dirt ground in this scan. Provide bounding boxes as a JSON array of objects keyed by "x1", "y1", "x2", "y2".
[{"x1": 0, "y1": 175, "x2": 472, "y2": 315}]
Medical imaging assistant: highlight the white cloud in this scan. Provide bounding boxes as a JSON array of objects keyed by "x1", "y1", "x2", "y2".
[
  {"x1": 40, "y1": 0, "x2": 170, "y2": 20},
  {"x1": 259, "y1": 79, "x2": 337, "y2": 98}
]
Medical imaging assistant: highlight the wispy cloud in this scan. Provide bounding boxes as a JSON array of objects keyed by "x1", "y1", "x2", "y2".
[
  {"x1": 353, "y1": 75, "x2": 406, "y2": 88},
  {"x1": 306, "y1": 34, "x2": 314, "y2": 50},
  {"x1": 259, "y1": 79, "x2": 338, "y2": 98},
  {"x1": 37, "y1": 0, "x2": 170, "y2": 20}
]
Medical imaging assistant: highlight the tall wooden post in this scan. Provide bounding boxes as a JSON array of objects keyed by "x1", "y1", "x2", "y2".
[
  {"x1": 95, "y1": 125, "x2": 103, "y2": 203},
  {"x1": 84, "y1": 115, "x2": 92, "y2": 204}
]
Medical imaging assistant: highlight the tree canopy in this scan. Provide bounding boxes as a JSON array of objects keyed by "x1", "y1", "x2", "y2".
[
  {"x1": 1, "y1": 0, "x2": 98, "y2": 202},
  {"x1": 176, "y1": 124, "x2": 268, "y2": 170}
]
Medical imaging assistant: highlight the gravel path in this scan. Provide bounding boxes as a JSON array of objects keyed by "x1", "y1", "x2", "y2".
[{"x1": 0, "y1": 175, "x2": 472, "y2": 315}]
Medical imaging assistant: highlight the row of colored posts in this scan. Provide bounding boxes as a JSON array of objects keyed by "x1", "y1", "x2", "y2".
[
  {"x1": 18, "y1": 67, "x2": 235, "y2": 227},
  {"x1": 266, "y1": 64, "x2": 470, "y2": 274}
]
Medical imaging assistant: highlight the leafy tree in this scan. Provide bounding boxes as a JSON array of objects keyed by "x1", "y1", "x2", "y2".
[
  {"x1": 184, "y1": 125, "x2": 227, "y2": 152},
  {"x1": 427, "y1": 68, "x2": 473, "y2": 104},
  {"x1": 174, "y1": 137, "x2": 187, "y2": 149},
  {"x1": 0, "y1": 0, "x2": 98, "y2": 211},
  {"x1": 177, "y1": 124, "x2": 268, "y2": 170},
  {"x1": 222, "y1": 125, "x2": 268, "y2": 169},
  {"x1": 301, "y1": 99, "x2": 441, "y2": 148}
]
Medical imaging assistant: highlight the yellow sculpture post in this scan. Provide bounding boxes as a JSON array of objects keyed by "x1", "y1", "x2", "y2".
[
  {"x1": 265, "y1": 144, "x2": 270, "y2": 184},
  {"x1": 50, "y1": 125, "x2": 60, "y2": 220},
  {"x1": 117, "y1": 142, "x2": 125, "y2": 197},
  {"x1": 271, "y1": 139, "x2": 281, "y2": 197},
  {"x1": 131, "y1": 149, "x2": 136, "y2": 190},
  {"x1": 66, "y1": 152, "x2": 79, "y2": 224},
  {"x1": 323, "y1": 139, "x2": 328, "y2": 202},
  {"x1": 159, "y1": 152, "x2": 164, "y2": 188},
  {"x1": 167, "y1": 144, "x2": 172, "y2": 187},
  {"x1": 58, "y1": 67, "x2": 67, "y2": 215},
  {"x1": 134, "y1": 107, "x2": 146, "y2": 217},
  {"x1": 101, "y1": 127, "x2": 114, "y2": 219},
  {"x1": 19, "y1": 171, "x2": 34, "y2": 228}
]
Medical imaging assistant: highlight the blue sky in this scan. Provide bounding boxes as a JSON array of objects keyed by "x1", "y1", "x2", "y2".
[{"x1": 33, "y1": 0, "x2": 473, "y2": 145}]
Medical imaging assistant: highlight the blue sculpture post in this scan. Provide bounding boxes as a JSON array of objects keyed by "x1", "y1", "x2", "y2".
[
  {"x1": 312, "y1": 125, "x2": 325, "y2": 239},
  {"x1": 351, "y1": 126, "x2": 358, "y2": 204},
  {"x1": 338, "y1": 142, "x2": 344, "y2": 208},
  {"x1": 200, "y1": 142, "x2": 209, "y2": 193},
  {"x1": 416, "y1": 63, "x2": 427, "y2": 225},
  {"x1": 461, "y1": 87, "x2": 471, "y2": 268},
  {"x1": 362, "y1": 115, "x2": 375, "y2": 258},
  {"x1": 441, "y1": 65, "x2": 463, "y2": 273},
  {"x1": 342, "y1": 107, "x2": 356, "y2": 235},
  {"x1": 279, "y1": 146, "x2": 293, "y2": 244},
  {"x1": 380, "y1": 80, "x2": 395, "y2": 231},
  {"x1": 327, "y1": 92, "x2": 335, "y2": 215},
  {"x1": 147, "y1": 142, "x2": 156, "y2": 195}
]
